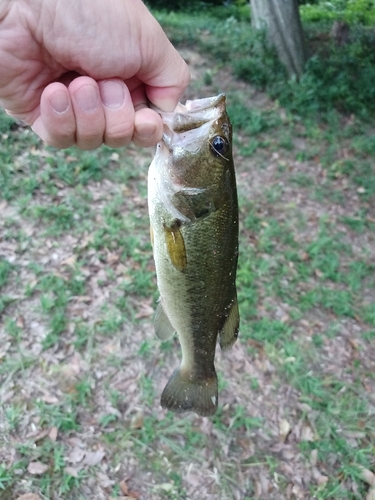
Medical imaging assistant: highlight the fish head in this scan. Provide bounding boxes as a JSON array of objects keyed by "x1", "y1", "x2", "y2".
[{"x1": 154, "y1": 94, "x2": 233, "y2": 190}]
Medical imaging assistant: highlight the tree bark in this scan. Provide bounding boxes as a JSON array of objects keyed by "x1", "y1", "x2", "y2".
[{"x1": 250, "y1": 0, "x2": 307, "y2": 78}]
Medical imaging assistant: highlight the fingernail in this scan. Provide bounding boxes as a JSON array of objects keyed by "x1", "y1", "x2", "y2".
[
  {"x1": 74, "y1": 85, "x2": 99, "y2": 112},
  {"x1": 137, "y1": 123, "x2": 156, "y2": 139},
  {"x1": 150, "y1": 97, "x2": 177, "y2": 113},
  {"x1": 100, "y1": 81, "x2": 124, "y2": 109},
  {"x1": 50, "y1": 90, "x2": 69, "y2": 114}
]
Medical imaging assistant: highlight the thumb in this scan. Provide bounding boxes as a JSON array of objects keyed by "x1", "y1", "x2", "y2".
[
  {"x1": 145, "y1": 47, "x2": 190, "y2": 112},
  {"x1": 135, "y1": 6, "x2": 190, "y2": 111}
]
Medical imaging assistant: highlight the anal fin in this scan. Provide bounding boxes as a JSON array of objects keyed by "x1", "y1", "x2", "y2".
[
  {"x1": 219, "y1": 296, "x2": 239, "y2": 350},
  {"x1": 154, "y1": 301, "x2": 176, "y2": 340}
]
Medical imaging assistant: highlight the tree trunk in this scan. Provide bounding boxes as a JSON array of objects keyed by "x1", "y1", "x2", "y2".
[{"x1": 250, "y1": 0, "x2": 307, "y2": 79}]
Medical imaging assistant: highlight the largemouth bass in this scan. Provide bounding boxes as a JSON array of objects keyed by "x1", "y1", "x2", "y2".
[{"x1": 148, "y1": 94, "x2": 239, "y2": 416}]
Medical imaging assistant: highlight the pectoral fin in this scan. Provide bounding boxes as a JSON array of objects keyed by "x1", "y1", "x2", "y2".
[
  {"x1": 219, "y1": 296, "x2": 239, "y2": 350},
  {"x1": 154, "y1": 301, "x2": 176, "y2": 340},
  {"x1": 164, "y1": 221, "x2": 187, "y2": 271}
]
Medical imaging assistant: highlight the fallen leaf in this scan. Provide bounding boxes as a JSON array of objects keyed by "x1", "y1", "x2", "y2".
[
  {"x1": 49, "y1": 427, "x2": 58, "y2": 442},
  {"x1": 67, "y1": 447, "x2": 85, "y2": 464},
  {"x1": 15, "y1": 495, "x2": 42, "y2": 500},
  {"x1": 75, "y1": 295, "x2": 92, "y2": 303},
  {"x1": 64, "y1": 466, "x2": 80, "y2": 478},
  {"x1": 27, "y1": 462, "x2": 49, "y2": 475},
  {"x1": 106, "y1": 252, "x2": 120, "y2": 264},
  {"x1": 135, "y1": 300, "x2": 154, "y2": 319},
  {"x1": 130, "y1": 412, "x2": 144, "y2": 430},
  {"x1": 40, "y1": 394, "x2": 59, "y2": 404},
  {"x1": 300, "y1": 424, "x2": 315, "y2": 442},
  {"x1": 300, "y1": 251, "x2": 310, "y2": 261},
  {"x1": 83, "y1": 449, "x2": 105, "y2": 466},
  {"x1": 0, "y1": 200, "x2": 8, "y2": 211},
  {"x1": 61, "y1": 255, "x2": 77, "y2": 267},
  {"x1": 119, "y1": 479, "x2": 129, "y2": 495},
  {"x1": 33, "y1": 428, "x2": 51, "y2": 443},
  {"x1": 97, "y1": 471, "x2": 115, "y2": 488},
  {"x1": 16, "y1": 316, "x2": 25, "y2": 328},
  {"x1": 359, "y1": 466, "x2": 375, "y2": 486},
  {"x1": 128, "y1": 491, "x2": 140, "y2": 499},
  {"x1": 310, "y1": 448, "x2": 318, "y2": 466},
  {"x1": 317, "y1": 475, "x2": 328, "y2": 486},
  {"x1": 279, "y1": 418, "x2": 291, "y2": 442}
]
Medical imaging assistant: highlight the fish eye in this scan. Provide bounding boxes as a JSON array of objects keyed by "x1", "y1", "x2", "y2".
[{"x1": 210, "y1": 136, "x2": 229, "y2": 157}]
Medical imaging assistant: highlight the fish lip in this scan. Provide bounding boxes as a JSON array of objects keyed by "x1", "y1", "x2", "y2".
[
  {"x1": 150, "y1": 93, "x2": 225, "y2": 116},
  {"x1": 184, "y1": 93, "x2": 226, "y2": 112},
  {"x1": 154, "y1": 94, "x2": 227, "y2": 153},
  {"x1": 162, "y1": 127, "x2": 173, "y2": 152}
]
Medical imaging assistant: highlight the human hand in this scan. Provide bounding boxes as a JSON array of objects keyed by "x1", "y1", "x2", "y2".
[{"x1": 0, "y1": 0, "x2": 189, "y2": 149}]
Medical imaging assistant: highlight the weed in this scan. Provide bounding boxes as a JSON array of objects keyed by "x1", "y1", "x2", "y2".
[{"x1": 0, "y1": 258, "x2": 13, "y2": 288}]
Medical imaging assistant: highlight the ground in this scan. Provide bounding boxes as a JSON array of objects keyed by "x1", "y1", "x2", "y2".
[{"x1": 0, "y1": 42, "x2": 375, "y2": 500}]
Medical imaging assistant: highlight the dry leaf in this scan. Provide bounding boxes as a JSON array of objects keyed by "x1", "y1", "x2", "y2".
[
  {"x1": 75, "y1": 295, "x2": 92, "y2": 303},
  {"x1": 106, "y1": 252, "x2": 120, "y2": 264},
  {"x1": 15, "y1": 494, "x2": 42, "y2": 500},
  {"x1": 279, "y1": 418, "x2": 291, "y2": 442},
  {"x1": 0, "y1": 200, "x2": 8, "y2": 211},
  {"x1": 40, "y1": 394, "x2": 59, "y2": 404},
  {"x1": 359, "y1": 466, "x2": 375, "y2": 486},
  {"x1": 128, "y1": 491, "x2": 140, "y2": 499},
  {"x1": 83, "y1": 449, "x2": 105, "y2": 466},
  {"x1": 310, "y1": 448, "x2": 318, "y2": 466},
  {"x1": 33, "y1": 428, "x2": 51, "y2": 443},
  {"x1": 49, "y1": 427, "x2": 58, "y2": 442},
  {"x1": 67, "y1": 447, "x2": 85, "y2": 464},
  {"x1": 97, "y1": 471, "x2": 115, "y2": 488},
  {"x1": 300, "y1": 424, "x2": 315, "y2": 442},
  {"x1": 64, "y1": 466, "x2": 80, "y2": 478},
  {"x1": 130, "y1": 412, "x2": 144, "y2": 430},
  {"x1": 119, "y1": 479, "x2": 129, "y2": 495},
  {"x1": 254, "y1": 480, "x2": 262, "y2": 498},
  {"x1": 27, "y1": 462, "x2": 49, "y2": 475},
  {"x1": 135, "y1": 300, "x2": 154, "y2": 319},
  {"x1": 317, "y1": 475, "x2": 328, "y2": 486},
  {"x1": 16, "y1": 316, "x2": 25, "y2": 328},
  {"x1": 61, "y1": 255, "x2": 77, "y2": 267}
]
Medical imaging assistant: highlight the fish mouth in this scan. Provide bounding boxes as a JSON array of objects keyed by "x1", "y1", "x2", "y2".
[{"x1": 153, "y1": 94, "x2": 226, "y2": 154}]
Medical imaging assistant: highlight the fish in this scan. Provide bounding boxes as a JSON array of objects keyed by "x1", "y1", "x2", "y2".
[{"x1": 148, "y1": 94, "x2": 239, "y2": 417}]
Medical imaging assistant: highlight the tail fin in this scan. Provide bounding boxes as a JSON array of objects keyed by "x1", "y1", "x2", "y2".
[{"x1": 161, "y1": 368, "x2": 218, "y2": 417}]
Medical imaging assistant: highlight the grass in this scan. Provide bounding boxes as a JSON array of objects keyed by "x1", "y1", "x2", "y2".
[{"x1": 0, "y1": 6, "x2": 375, "y2": 500}]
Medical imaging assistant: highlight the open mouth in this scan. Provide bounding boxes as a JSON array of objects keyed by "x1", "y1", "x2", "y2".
[{"x1": 157, "y1": 94, "x2": 227, "y2": 154}]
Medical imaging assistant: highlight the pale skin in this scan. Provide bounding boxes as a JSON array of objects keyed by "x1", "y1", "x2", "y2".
[{"x1": 0, "y1": 0, "x2": 190, "y2": 149}]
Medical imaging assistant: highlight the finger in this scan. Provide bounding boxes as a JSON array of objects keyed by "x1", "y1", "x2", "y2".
[
  {"x1": 98, "y1": 79, "x2": 134, "y2": 148},
  {"x1": 68, "y1": 76, "x2": 105, "y2": 150},
  {"x1": 145, "y1": 51, "x2": 190, "y2": 112},
  {"x1": 130, "y1": 85, "x2": 163, "y2": 147},
  {"x1": 132, "y1": 107, "x2": 163, "y2": 148},
  {"x1": 31, "y1": 82, "x2": 76, "y2": 149}
]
